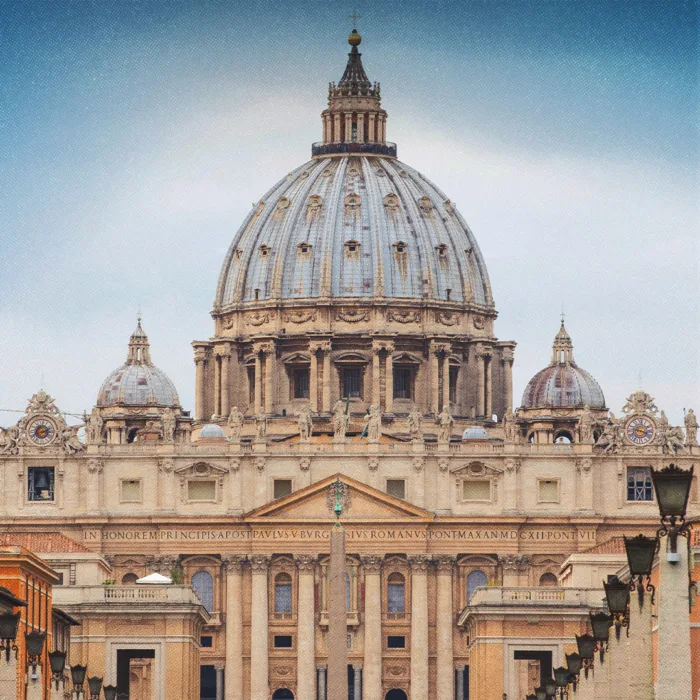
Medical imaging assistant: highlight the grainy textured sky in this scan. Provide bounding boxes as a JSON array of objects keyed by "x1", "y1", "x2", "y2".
[{"x1": 0, "y1": 0, "x2": 697, "y2": 426}]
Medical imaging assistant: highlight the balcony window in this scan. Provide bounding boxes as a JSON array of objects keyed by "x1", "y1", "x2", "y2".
[
  {"x1": 274, "y1": 635, "x2": 293, "y2": 648},
  {"x1": 274, "y1": 479, "x2": 293, "y2": 500},
  {"x1": 467, "y1": 569, "x2": 488, "y2": 603},
  {"x1": 387, "y1": 635, "x2": 405, "y2": 649},
  {"x1": 341, "y1": 367, "x2": 362, "y2": 399},
  {"x1": 274, "y1": 573, "x2": 293, "y2": 614},
  {"x1": 121, "y1": 573, "x2": 138, "y2": 585},
  {"x1": 28, "y1": 467, "x2": 54, "y2": 502},
  {"x1": 462, "y1": 480, "x2": 491, "y2": 502},
  {"x1": 386, "y1": 479, "x2": 406, "y2": 500},
  {"x1": 539, "y1": 572, "x2": 558, "y2": 586},
  {"x1": 387, "y1": 573, "x2": 405, "y2": 613},
  {"x1": 393, "y1": 367, "x2": 413, "y2": 400},
  {"x1": 192, "y1": 570, "x2": 214, "y2": 612},
  {"x1": 292, "y1": 368, "x2": 310, "y2": 399},
  {"x1": 187, "y1": 480, "x2": 216, "y2": 502},
  {"x1": 627, "y1": 467, "x2": 653, "y2": 501}
]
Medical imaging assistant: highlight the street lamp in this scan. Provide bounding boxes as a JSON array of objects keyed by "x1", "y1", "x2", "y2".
[
  {"x1": 651, "y1": 464, "x2": 694, "y2": 555},
  {"x1": 544, "y1": 677, "x2": 557, "y2": 697},
  {"x1": 103, "y1": 685, "x2": 117, "y2": 700},
  {"x1": 25, "y1": 630, "x2": 46, "y2": 678},
  {"x1": 589, "y1": 611, "x2": 613, "y2": 660},
  {"x1": 71, "y1": 664, "x2": 87, "y2": 697},
  {"x1": 0, "y1": 611, "x2": 20, "y2": 661},
  {"x1": 88, "y1": 675, "x2": 103, "y2": 699},
  {"x1": 624, "y1": 533, "x2": 658, "y2": 605},
  {"x1": 603, "y1": 575, "x2": 630, "y2": 636},
  {"x1": 48, "y1": 650, "x2": 67, "y2": 690},
  {"x1": 553, "y1": 666, "x2": 570, "y2": 698},
  {"x1": 576, "y1": 633, "x2": 596, "y2": 677},
  {"x1": 534, "y1": 687, "x2": 547, "y2": 700},
  {"x1": 565, "y1": 652, "x2": 582, "y2": 690}
]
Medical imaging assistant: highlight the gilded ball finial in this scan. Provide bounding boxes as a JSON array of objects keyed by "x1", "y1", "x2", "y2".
[{"x1": 348, "y1": 28, "x2": 361, "y2": 47}]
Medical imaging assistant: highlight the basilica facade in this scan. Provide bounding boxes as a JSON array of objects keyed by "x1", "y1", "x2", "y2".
[{"x1": 0, "y1": 29, "x2": 697, "y2": 700}]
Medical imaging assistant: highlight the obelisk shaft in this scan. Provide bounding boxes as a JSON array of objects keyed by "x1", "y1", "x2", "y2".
[{"x1": 328, "y1": 523, "x2": 348, "y2": 700}]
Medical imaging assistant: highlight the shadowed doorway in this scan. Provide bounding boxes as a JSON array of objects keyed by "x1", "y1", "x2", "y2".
[
  {"x1": 385, "y1": 690, "x2": 408, "y2": 700},
  {"x1": 272, "y1": 690, "x2": 294, "y2": 699},
  {"x1": 116, "y1": 649, "x2": 155, "y2": 698}
]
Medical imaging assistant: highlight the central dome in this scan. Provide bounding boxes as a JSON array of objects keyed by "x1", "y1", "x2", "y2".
[{"x1": 215, "y1": 156, "x2": 493, "y2": 306}]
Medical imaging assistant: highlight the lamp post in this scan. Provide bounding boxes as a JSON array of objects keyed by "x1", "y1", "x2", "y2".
[
  {"x1": 25, "y1": 630, "x2": 46, "y2": 678},
  {"x1": 565, "y1": 652, "x2": 582, "y2": 691},
  {"x1": 575, "y1": 633, "x2": 596, "y2": 677},
  {"x1": 0, "y1": 611, "x2": 20, "y2": 661},
  {"x1": 48, "y1": 650, "x2": 67, "y2": 690},
  {"x1": 589, "y1": 611, "x2": 612, "y2": 661},
  {"x1": 603, "y1": 575, "x2": 630, "y2": 637},
  {"x1": 624, "y1": 533, "x2": 658, "y2": 606},
  {"x1": 87, "y1": 675, "x2": 103, "y2": 699},
  {"x1": 651, "y1": 464, "x2": 694, "y2": 555},
  {"x1": 71, "y1": 664, "x2": 88, "y2": 698}
]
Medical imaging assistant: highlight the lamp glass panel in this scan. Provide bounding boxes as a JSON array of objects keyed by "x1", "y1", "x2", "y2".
[
  {"x1": 88, "y1": 676, "x2": 103, "y2": 694},
  {"x1": 590, "y1": 612, "x2": 613, "y2": 641},
  {"x1": 554, "y1": 666, "x2": 570, "y2": 687},
  {"x1": 103, "y1": 685, "x2": 118, "y2": 700},
  {"x1": 48, "y1": 651, "x2": 66, "y2": 675},
  {"x1": 566, "y1": 653, "x2": 582, "y2": 675},
  {"x1": 71, "y1": 664, "x2": 87, "y2": 686},
  {"x1": 25, "y1": 631, "x2": 46, "y2": 657},
  {"x1": 604, "y1": 580, "x2": 630, "y2": 614},
  {"x1": 652, "y1": 467, "x2": 693, "y2": 517},
  {"x1": 0, "y1": 612, "x2": 20, "y2": 640},
  {"x1": 576, "y1": 634, "x2": 596, "y2": 660},
  {"x1": 535, "y1": 688, "x2": 547, "y2": 700},
  {"x1": 624, "y1": 535, "x2": 658, "y2": 576}
]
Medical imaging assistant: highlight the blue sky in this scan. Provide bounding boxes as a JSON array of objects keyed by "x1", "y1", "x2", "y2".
[{"x1": 0, "y1": 0, "x2": 697, "y2": 425}]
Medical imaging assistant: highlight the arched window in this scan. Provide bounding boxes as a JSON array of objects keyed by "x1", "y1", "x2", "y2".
[
  {"x1": 121, "y1": 573, "x2": 138, "y2": 585},
  {"x1": 467, "y1": 569, "x2": 488, "y2": 603},
  {"x1": 387, "y1": 573, "x2": 405, "y2": 613},
  {"x1": 274, "y1": 573, "x2": 293, "y2": 614},
  {"x1": 539, "y1": 572, "x2": 558, "y2": 587},
  {"x1": 191, "y1": 570, "x2": 214, "y2": 612},
  {"x1": 554, "y1": 431, "x2": 573, "y2": 444}
]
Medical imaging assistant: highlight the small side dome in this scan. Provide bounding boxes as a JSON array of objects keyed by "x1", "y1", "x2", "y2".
[
  {"x1": 521, "y1": 321, "x2": 605, "y2": 409},
  {"x1": 463, "y1": 426, "x2": 489, "y2": 441},
  {"x1": 199, "y1": 421, "x2": 227, "y2": 439},
  {"x1": 97, "y1": 319, "x2": 180, "y2": 407}
]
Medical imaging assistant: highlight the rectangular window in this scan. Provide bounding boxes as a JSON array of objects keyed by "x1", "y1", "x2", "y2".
[
  {"x1": 538, "y1": 479, "x2": 560, "y2": 503},
  {"x1": 27, "y1": 467, "x2": 55, "y2": 502},
  {"x1": 449, "y1": 366, "x2": 459, "y2": 404},
  {"x1": 386, "y1": 479, "x2": 406, "y2": 500},
  {"x1": 274, "y1": 479, "x2": 293, "y2": 500},
  {"x1": 187, "y1": 480, "x2": 216, "y2": 502},
  {"x1": 54, "y1": 572, "x2": 64, "y2": 586},
  {"x1": 120, "y1": 479, "x2": 142, "y2": 503},
  {"x1": 387, "y1": 635, "x2": 406, "y2": 649},
  {"x1": 393, "y1": 367, "x2": 412, "y2": 399},
  {"x1": 342, "y1": 367, "x2": 362, "y2": 398},
  {"x1": 463, "y1": 480, "x2": 491, "y2": 502},
  {"x1": 247, "y1": 366, "x2": 255, "y2": 405},
  {"x1": 627, "y1": 467, "x2": 653, "y2": 502},
  {"x1": 200, "y1": 636, "x2": 213, "y2": 648},
  {"x1": 292, "y1": 368, "x2": 310, "y2": 399},
  {"x1": 274, "y1": 635, "x2": 293, "y2": 648}
]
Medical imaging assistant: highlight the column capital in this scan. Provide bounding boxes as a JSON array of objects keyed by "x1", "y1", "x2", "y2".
[
  {"x1": 407, "y1": 554, "x2": 432, "y2": 573},
  {"x1": 194, "y1": 349, "x2": 208, "y2": 364},
  {"x1": 252, "y1": 340, "x2": 275, "y2": 356},
  {"x1": 431, "y1": 341, "x2": 452, "y2": 357},
  {"x1": 501, "y1": 347, "x2": 515, "y2": 364},
  {"x1": 434, "y1": 554, "x2": 457, "y2": 574},
  {"x1": 316, "y1": 664, "x2": 327, "y2": 671},
  {"x1": 352, "y1": 664, "x2": 363, "y2": 671},
  {"x1": 249, "y1": 554, "x2": 271, "y2": 573},
  {"x1": 360, "y1": 554, "x2": 384, "y2": 573},
  {"x1": 498, "y1": 553, "x2": 531, "y2": 572},
  {"x1": 309, "y1": 339, "x2": 332, "y2": 354},
  {"x1": 475, "y1": 344, "x2": 493, "y2": 359},
  {"x1": 222, "y1": 554, "x2": 246, "y2": 573},
  {"x1": 214, "y1": 343, "x2": 231, "y2": 358},
  {"x1": 371, "y1": 339, "x2": 394, "y2": 354},
  {"x1": 295, "y1": 554, "x2": 317, "y2": 572}
]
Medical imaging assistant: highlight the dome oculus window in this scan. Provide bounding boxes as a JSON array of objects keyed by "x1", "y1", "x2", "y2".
[
  {"x1": 344, "y1": 240, "x2": 361, "y2": 259},
  {"x1": 436, "y1": 244, "x2": 448, "y2": 258},
  {"x1": 259, "y1": 245, "x2": 270, "y2": 258},
  {"x1": 393, "y1": 241, "x2": 407, "y2": 255},
  {"x1": 297, "y1": 242, "x2": 312, "y2": 257},
  {"x1": 345, "y1": 193, "x2": 361, "y2": 211}
]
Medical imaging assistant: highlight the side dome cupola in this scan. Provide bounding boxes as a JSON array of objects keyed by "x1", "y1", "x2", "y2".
[
  {"x1": 521, "y1": 320, "x2": 605, "y2": 410},
  {"x1": 97, "y1": 319, "x2": 180, "y2": 407}
]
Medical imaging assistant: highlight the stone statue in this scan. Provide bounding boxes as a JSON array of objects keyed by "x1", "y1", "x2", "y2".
[
  {"x1": 298, "y1": 403, "x2": 313, "y2": 441},
  {"x1": 595, "y1": 412, "x2": 623, "y2": 453},
  {"x1": 255, "y1": 413, "x2": 267, "y2": 440},
  {"x1": 684, "y1": 408, "x2": 698, "y2": 446},
  {"x1": 86, "y1": 411, "x2": 103, "y2": 444},
  {"x1": 622, "y1": 389, "x2": 658, "y2": 416},
  {"x1": 365, "y1": 405, "x2": 382, "y2": 443},
  {"x1": 502, "y1": 408, "x2": 517, "y2": 442},
  {"x1": 0, "y1": 426, "x2": 20, "y2": 455},
  {"x1": 62, "y1": 425, "x2": 85, "y2": 455},
  {"x1": 407, "y1": 408, "x2": 423, "y2": 441},
  {"x1": 161, "y1": 407, "x2": 176, "y2": 442},
  {"x1": 660, "y1": 425, "x2": 687, "y2": 455},
  {"x1": 228, "y1": 406, "x2": 244, "y2": 441},
  {"x1": 437, "y1": 407, "x2": 454, "y2": 444},
  {"x1": 658, "y1": 410, "x2": 669, "y2": 429},
  {"x1": 333, "y1": 400, "x2": 349, "y2": 440},
  {"x1": 578, "y1": 404, "x2": 593, "y2": 444}
]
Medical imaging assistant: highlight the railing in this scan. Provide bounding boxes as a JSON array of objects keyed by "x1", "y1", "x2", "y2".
[
  {"x1": 53, "y1": 584, "x2": 208, "y2": 609},
  {"x1": 467, "y1": 586, "x2": 599, "y2": 607},
  {"x1": 311, "y1": 141, "x2": 397, "y2": 157},
  {"x1": 319, "y1": 610, "x2": 361, "y2": 627}
]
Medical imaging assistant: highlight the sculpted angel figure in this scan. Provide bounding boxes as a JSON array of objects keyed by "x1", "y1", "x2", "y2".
[
  {"x1": 684, "y1": 408, "x2": 698, "y2": 446},
  {"x1": 0, "y1": 426, "x2": 20, "y2": 455},
  {"x1": 332, "y1": 400, "x2": 349, "y2": 439},
  {"x1": 63, "y1": 425, "x2": 85, "y2": 455},
  {"x1": 502, "y1": 408, "x2": 517, "y2": 442},
  {"x1": 437, "y1": 407, "x2": 454, "y2": 444},
  {"x1": 298, "y1": 403, "x2": 313, "y2": 441},
  {"x1": 228, "y1": 406, "x2": 244, "y2": 441},
  {"x1": 407, "y1": 408, "x2": 423, "y2": 440},
  {"x1": 365, "y1": 405, "x2": 382, "y2": 442},
  {"x1": 660, "y1": 426, "x2": 687, "y2": 455},
  {"x1": 596, "y1": 412, "x2": 622, "y2": 453},
  {"x1": 255, "y1": 413, "x2": 267, "y2": 440},
  {"x1": 161, "y1": 407, "x2": 176, "y2": 442},
  {"x1": 578, "y1": 405, "x2": 593, "y2": 444},
  {"x1": 86, "y1": 411, "x2": 103, "y2": 444}
]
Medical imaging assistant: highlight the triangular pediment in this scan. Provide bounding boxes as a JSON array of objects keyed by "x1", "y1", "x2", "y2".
[
  {"x1": 245, "y1": 474, "x2": 434, "y2": 522},
  {"x1": 451, "y1": 460, "x2": 503, "y2": 477}
]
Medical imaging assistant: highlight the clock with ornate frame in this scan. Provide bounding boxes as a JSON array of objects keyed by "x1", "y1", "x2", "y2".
[
  {"x1": 25, "y1": 416, "x2": 58, "y2": 447},
  {"x1": 625, "y1": 415, "x2": 656, "y2": 446}
]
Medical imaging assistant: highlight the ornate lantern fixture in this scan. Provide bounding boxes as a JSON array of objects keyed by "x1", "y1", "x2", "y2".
[
  {"x1": 553, "y1": 665, "x2": 571, "y2": 698},
  {"x1": 0, "y1": 611, "x2": 20, "y2": 661},
  {"x1": 576, "y1": 633, "x2": 596, "y2": 676},
  {"x1": 48, "y1": 650, "x2": 67, "y2": 690},
  {"x1": 544, "y1": 677, "x2": 558, "y2": 696},
  {"x1": 651, "y1": 464, "x2": 694, "y2": 554},
  {"x1": 603, "y1": 575, "x2": 629, "y2": 636},
  {"x1": 565, "y1": 652, "x2": 582, "y2": 690},
  {"x1": 88, "y1": 675, "x2": 103, "y2": 699},
  {"x1": 624, "y1": 534, "x2": 658, "y2": 604},
  {"x1": 589, "y1": 611, "x2": 613, "y2": 660},
  {"x1": 103, "y1": 685, "x2": 117, "y2": 700},
  {"x1": 71, "y1": 664, "x2": 88, "y2": 696},
  {"x1": 25, "y1": 630, "x2": 46, "y2": 676},
  {"x1": 535, "y1": 687, "x2": 548, "y2": 700}
]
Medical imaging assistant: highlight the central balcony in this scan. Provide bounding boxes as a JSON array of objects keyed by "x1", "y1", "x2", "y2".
[{"x1": 312, "y1": 141, "x2": 397, "y2": 157}]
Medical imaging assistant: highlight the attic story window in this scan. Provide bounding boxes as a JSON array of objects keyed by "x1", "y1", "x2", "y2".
[
  {"x1": 436, "y1": 244, "x2": 448, "y2": 258},
  {"x1": 259, "y1": 245, "x2": 270, "y2": 258}
]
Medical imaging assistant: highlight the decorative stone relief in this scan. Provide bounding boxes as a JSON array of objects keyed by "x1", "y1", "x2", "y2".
[
  {"x1": 87, "y1": 458, "x2": 103, "y2": 474},
  {"x1": 412, "y1": 457, "x2": 424, "y2": 473},
  {"x1": 157, "y1": 458, "x2": 173, "y2": 474},
  {"x1": 435, "y1": 310, "x2": 459, "y2": 326},
  {"x1": 368, "y1": 457, "x2": 379, "y2": 472},
  {"x1": 407, "y1": 554, "x2": 432, "y2": 572},
  {"x1": 334, "y1": 308, "x2": 369, "y2": 323},
  {"x1": 247, "y1": 311, "x2": 272, "y2": 326},
  {"x1": 299, "y1": 457, "x2": 311, "y2": 472},
  {"x1": 387, "y1": 309, "x2": 420, "y2": 323},
  {"x1": 360, "y1": 554, "x2": 383, "y2": 574},
  {"x1": 254, "y1": 457, "x2": 266, "y2": 474},
  {"x1": 249, "y1": 554, "x2": 271, "y2": 573},
  {"x1": 295, "y1": 554, "x2": 316, "y2": 572},
  {"x1": 283, "y1": 310, "x2": 317, "y2": 323}
]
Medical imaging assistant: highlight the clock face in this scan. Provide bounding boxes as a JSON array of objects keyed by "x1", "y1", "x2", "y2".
[
  {"x1": 626, "y1": 416, "x2": 655, "y2": 445},
  {"x1": 27, "y1": 417, "x2": 57, "y2": 446}
]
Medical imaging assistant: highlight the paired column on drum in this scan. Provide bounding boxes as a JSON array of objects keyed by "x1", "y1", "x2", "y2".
[
  {"x1": 371, "y1": 340, "x2": 395, "y2": 412},
  {"x1": 501, "y1": 347, "x2": 514, "y2": 412},
  {"x1": 361, "y1": 555, "x2": 383, "y2": 700},
  {"x1": 249, "y1": 555, "x2": 271, "y2": 700},
  {"x1": 213, "y1": 344, "x2": 231, "y2": 418},
  {"x1": 309, "y1": 340, "x2": 332, "y2": 413},
  {"x1": 252, "y1": 341, "x2": 275, "y2": 415},
  {"x1": 223, "y1": 555, "x2": 245, "y2": 700},
  {"x1": 296, "y1": 554, "x2": 317, "y2": 700},
  {"x1": 409, "y1": 555, "x2": 430, "y2": 699},
  {"x1": 430, "y1": 341, "x2": 452, "y2": 414},
  {"x1": 435, "y1": 556, "x2": 456, "y2": 700},
  {"x1": 475, "y1": 344, "x2": 493, "y2": 418},
  {"x1": 194, "y1": 345, "x2": 208, "y2": 421}
]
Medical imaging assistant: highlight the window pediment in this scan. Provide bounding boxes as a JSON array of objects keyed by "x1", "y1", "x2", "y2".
[
  {"x1": 175, "y1": 461, "x2": 229, "y2": 478},
  {"x1": 451, "y1": 461, "x2": 503, "y2": 477}
]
